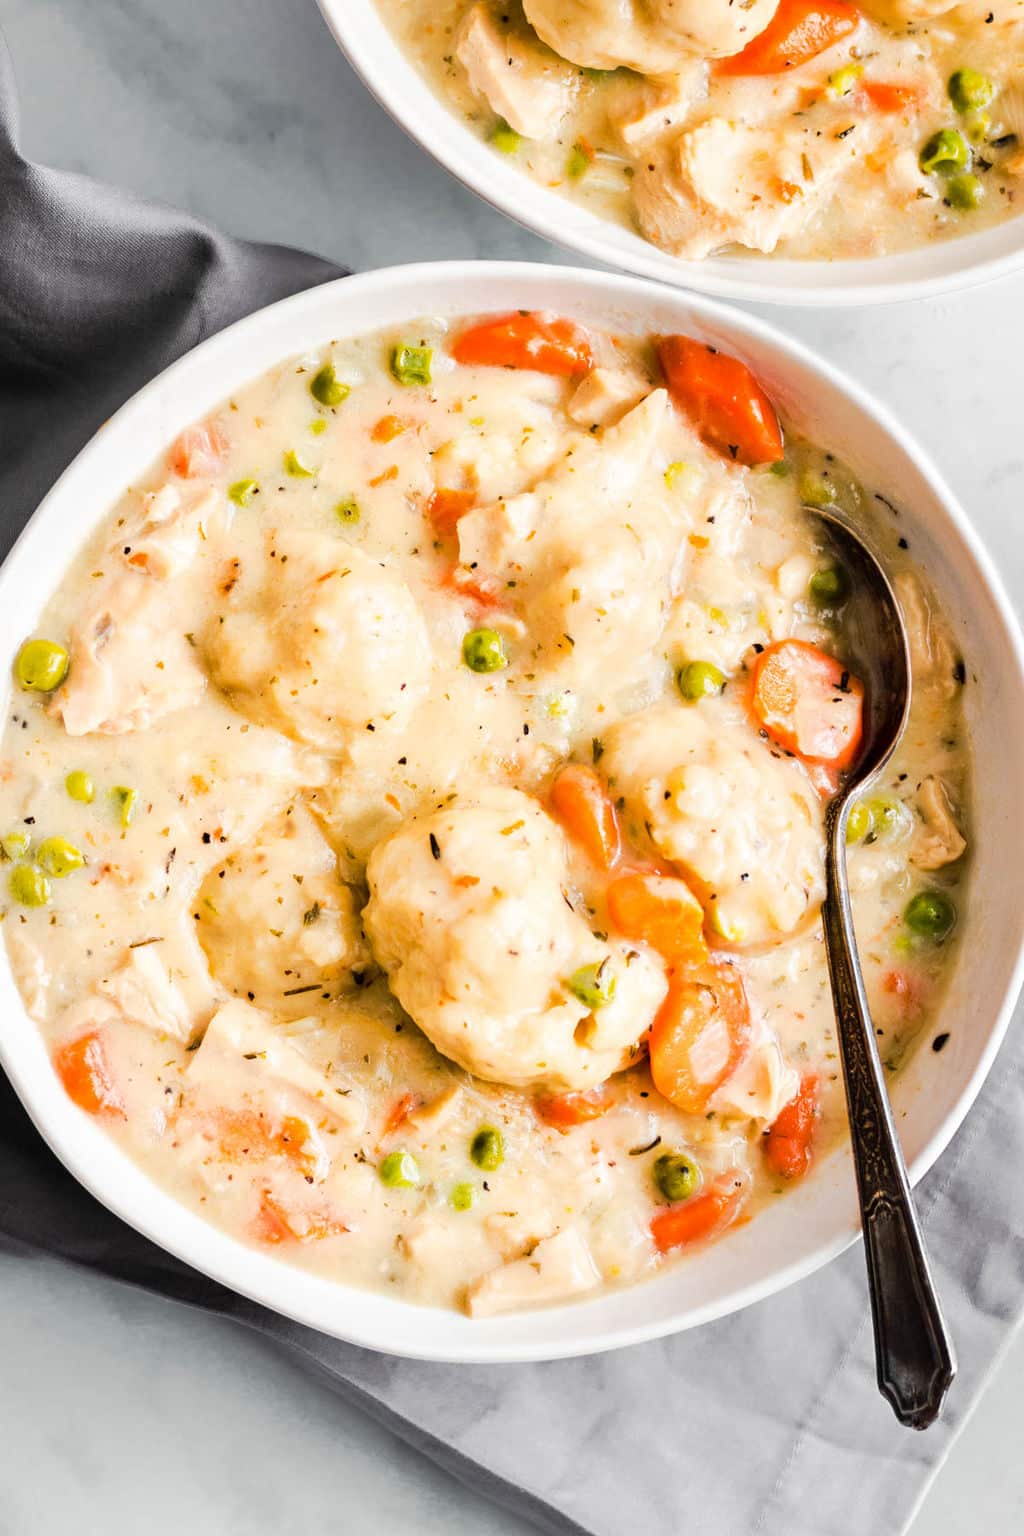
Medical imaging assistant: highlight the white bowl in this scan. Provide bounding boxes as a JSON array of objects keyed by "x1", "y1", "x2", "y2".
[
  {"x1": 318, "y1": 0, "x2": 1024, "y2": 307},
  {"x1": 1, "y1": 262, "x2": 1022, "y2": 1360}
]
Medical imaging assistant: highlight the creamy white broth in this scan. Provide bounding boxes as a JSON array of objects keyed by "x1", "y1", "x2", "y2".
[
  {"x1": 0, "y1": 314, "x2": 968, "y2": 1314},
  {"x1": 376, "y1": 0, "x2": 1024, "y2": 260}
]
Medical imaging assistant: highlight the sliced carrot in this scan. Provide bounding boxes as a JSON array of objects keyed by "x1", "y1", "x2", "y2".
[
  {"x1": 54, "y1": 1031, "x2": 125, "y2": 1118},
  {"x1": 535, "y1": 1086, "x2": 611, "y2": 1130},
  {"x1": 750, "y1": 639, "x2": 864, "y2": 769},
  {"x1": 718, "y1": 0, "x2": 859, "y2": 76},
  {"x1": 651, "y1": 1173, "x2": 748, "y2": 1252},
  {"x1": 859, "y1": 79, "x2": 922, "y2": 113},
  {"x1": 606, "y1": 872, "x2": 708, "y2": 967},
  {"x1": 169, "y1": 420, "x2": 228, "y2": 479},
  {"x1": 371, "y1": 413, "x2": 410, "y2": 443},
  {"x1": 216, "y1": 1110, "x2": 319, "y2": 1175},
  {"x1": 763, "y1": 1072, "x2": 819, "y2": 1179},
  {"x1": 656, "y1": 335, "x2": 784, "y2": 467},
  {"x1": 451, "y1": 312, "x2": 593, "y2": 377},
  {"x1": 550, "y1": 763, "x2": 621, "y2": 871},
  {"x1": 438, "y1": 562, "x2": 504, "y2": 611},
  {"x1": 382, "y1": 1091, "x2": 420, "y2": 1139},
  {"x1": 648, "y1": 960, "x2": 752, "y2": 1114},
  {"x1": 254, "y1": 1190, "x2": 348, "y2": 1245},
  {"x1": 426, "y1": 487, "x2": 477, "y2": 537}
]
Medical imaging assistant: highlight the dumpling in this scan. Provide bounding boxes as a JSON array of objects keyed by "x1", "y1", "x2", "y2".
[
  {"x1": 602, "y1": 703, "x2": 824, "y2": 946},
  {"x1": 195, "y1": 802, "x2": 368, "y2": 1017},
  {"x1": 363, "y1": 787, "x2": 667, "y2": 1090},
  {"x1": 206, "y1": 528, "x2": 431, "y2": 750},
  {"x1": 523, "y1": 0, "x2": 780, "y2": 72}
]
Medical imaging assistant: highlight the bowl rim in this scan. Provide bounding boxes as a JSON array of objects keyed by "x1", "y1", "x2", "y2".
[
  {"x1": 315, "y1": 0, "x2": 1024, "y2": 308},
  {"x1": 2, "y1": 259, "x2": 1023, "y2": 1362}
]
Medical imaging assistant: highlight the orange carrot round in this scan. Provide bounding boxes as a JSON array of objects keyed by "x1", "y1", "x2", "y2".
[
  {"x1": 649, "y1": 960, "x2": 752, "y2": 1114},
  {"x1": 651, "y1": 1173, "x2": 748, "y2": 1252},
  {"x1": 606, "y1": 872, "x2": 708, "y2": 967},
  {"x1": 54, "y1": 1032, "x2": 125, "y2": 1118},
  {"x1": 550, "y1": 763, "x2": 621, "y2": 871},
  {"x1": 535, "y1": 1087, "x2": 611, "y2": 1130},
  {"x1": 763, "y1": 1072, "x2": 819, "y2": 1179},
  {"x1": 451, "y1": 312, "x2": 593, "y2": 376},
  {"x1": 718, "y1": 0, "x2": 859, "y2": 76},
  {"x1": 656, "y1": 335, "x2": 784, "y2": 467},
  {"x1": 750, "y1": 639, "x2": 864, "y2": 769}
]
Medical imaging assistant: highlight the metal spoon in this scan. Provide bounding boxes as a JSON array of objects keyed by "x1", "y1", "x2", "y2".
[{"x1": 806, "y1": 504, "x2": 956, "y2": 1430}]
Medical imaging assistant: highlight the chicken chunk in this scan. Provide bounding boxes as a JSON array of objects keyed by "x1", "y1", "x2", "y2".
[
  {"x1": 118, "y1": 484, "x2": 227, "y2": 579},
  {"x1": 363, "y1": 787, "x2": 668, "y2": 1091},
  {"x1": 711, "y1": 1016, "x2": 799, "y2": 1123},
  {"x1": 607, "y1": 63, "x2": 706, "y2": 150},
  {"x1": 457, "y1": 4, "x2": 577, "y2": 139},
  {"x1": 206, "y1": 529, "x2": 430, "y2": 750},
  {"x1": 633, "y1": 116, "x2": 860, "y2": 260},
  {"x1": 456, "y1": 391, "x2": 687, "y2": 688},
  {"x1": 911, "y1": 776, "x2": 967, "y2": 871},
  {"x1": 566, "y1": 366, "x2": 651, "y2": 427},
  {"x1": 194, "y1": 802, "x2": 368, "y2": 1017},
  {"x1": 187, "y1": 998, "x2": 365, "y2": 1132},
  {"x1": 57, "y1": 946, "x2": 195, "y2": 1046},
  {"x1": 52, "y1": 572, "x2": 206, "y2": 736},
  {"x1": 523, "y1": 0, "x2": 779, "y2": 72},
  {"x1": 465, "y1": 1226, "x2": 601, "y2": 1317},
  {"x1": 893, "y1": 572, "x2": 961, "y2": 699},
  {"x1": 602, "y1": 703, "x2": 825, "y2": 946}
]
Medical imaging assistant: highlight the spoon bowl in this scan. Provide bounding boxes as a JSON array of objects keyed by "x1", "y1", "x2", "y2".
[{"x1": 806, "y1": 504, "x2": 957, "y2": 1430}]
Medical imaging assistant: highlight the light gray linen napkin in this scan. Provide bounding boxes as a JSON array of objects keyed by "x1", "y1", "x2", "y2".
[{"x1": 2, "y1": 32, "x2": 1023, "y2": 1536}]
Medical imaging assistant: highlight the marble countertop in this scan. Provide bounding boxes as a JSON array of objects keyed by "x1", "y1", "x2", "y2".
[{"x1": 2, "y1": 0, "x2": 1023, "y2": 1531}]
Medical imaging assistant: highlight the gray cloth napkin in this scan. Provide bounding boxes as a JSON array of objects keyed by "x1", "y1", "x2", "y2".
[{"x1": 2, "y1": 34, "x2": 1023, "y2": 1536}]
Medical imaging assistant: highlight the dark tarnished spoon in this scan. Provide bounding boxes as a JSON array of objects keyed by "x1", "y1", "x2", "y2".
[{"x1": 806, "y1": 503, "x2": 956, "y2": 1430}]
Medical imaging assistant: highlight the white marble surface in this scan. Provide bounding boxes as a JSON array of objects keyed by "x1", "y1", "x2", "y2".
[{"x1": 2, "y1": 0, "x2": 1023, "y2": 1531}]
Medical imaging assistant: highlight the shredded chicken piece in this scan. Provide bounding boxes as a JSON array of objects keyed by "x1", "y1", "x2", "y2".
[{"x1": 465, "y1": 1227, "x2": 601, "y2": 1316}]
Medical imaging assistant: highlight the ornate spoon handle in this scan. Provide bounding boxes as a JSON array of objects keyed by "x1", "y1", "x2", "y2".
[{"x1": 822, "y1": 803, "x2": 956, "y2": 1429}]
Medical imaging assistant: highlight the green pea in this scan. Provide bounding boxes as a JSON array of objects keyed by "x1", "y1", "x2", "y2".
[
  {"x1": 450, "y1": 1181, "x2": 475, "y2": 1211},
  {"x1": 948, "y1": 68, "x2": 994, "y2": 115},
  {"x1": 65, "y1": 771, "x2": 95, "y2": 805},
  {"x1": 9, "y1": 863, "x2": 50, "y2": 907},
  {"x1": 798, "y1": 471, "x2": 836, "y2": 509},
  {"x1": 964, "y1": 108, "x2": 991, "y2": 144},
  {"x1": 768, "y1": 460, "x2": 790, "y2": 478},
  {"x1": 945, "y1": 172, "x2": 985, "y2": 211},
  {"x1": 653, "y1": 1152, "x2": 700, "y2": 1203},
  {"x1": 827, "y1": 62, "x2": 864, "y2": 97},
  {"x1": 462, "y1": 628, "x2": 508, "y2": 674},
  {"x1": 904, "y1": 889, "x2": 957, "y2": 943},
  {"x1": 228, "y1": 478, "x2": 259, "y2": 506},
  {"x1": 845, "y1": 801, "x2": 872, "y2": 845},
  {"x1": 566, "y1": 143, "x2": 590, "y2": 179},
  {"x1": 470, "y1": 1126, "x2": 504, "y2": 1172},
  {"x1": 111, "y1": 786, "x2": 137, "y2": 828},
  {"x1": 378, "y1": 1150, "x2": 420, "y2": 1188},
  {"x1": 36, "y1": 837, "x2": 85, "y2": 878},
  {"x1": 866, "y1": 796, "x2": 912, "y2": 843},
  {"x1": 310, "y1": 419, "x2": 327, "y2": 437},
  {"x1": 490, "y1": 119, "x2": 522, "y2": 154},
  {"x1": 567, "y1": 959, "x2": 617, "y2": 1010},
  {"x1": 809, "y1": 566, "x2": 849, "y2": 606},
  {"x1": 1, "y1": 831, "x2": 30, "y2": 862},
  {"x1": 14, "y1": 638, "x2": 69, "y2": 693},
  {"x1": 283, "y1": 449, "x2": 315, "y2": 478},
  {"x1": 310, "y1": 362, "x2": 351, "y2": 408},
  {"x1": 336, "y1": 498, "x2": 361, "y2": 525},
  {"x1": 390, "y1": 344, "x2": 433, "y2": 387},
  {"x1": 919, "y1": 128, "x2": 970, "y2": 175},
  {"x1": 677, "y1": 660, "x2": 726, "y2": 701}
]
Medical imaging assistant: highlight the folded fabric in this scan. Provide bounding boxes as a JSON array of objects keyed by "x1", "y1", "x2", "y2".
[{"x1": 2, "y1": 31, "x2": 1024, "y2": 1536}]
